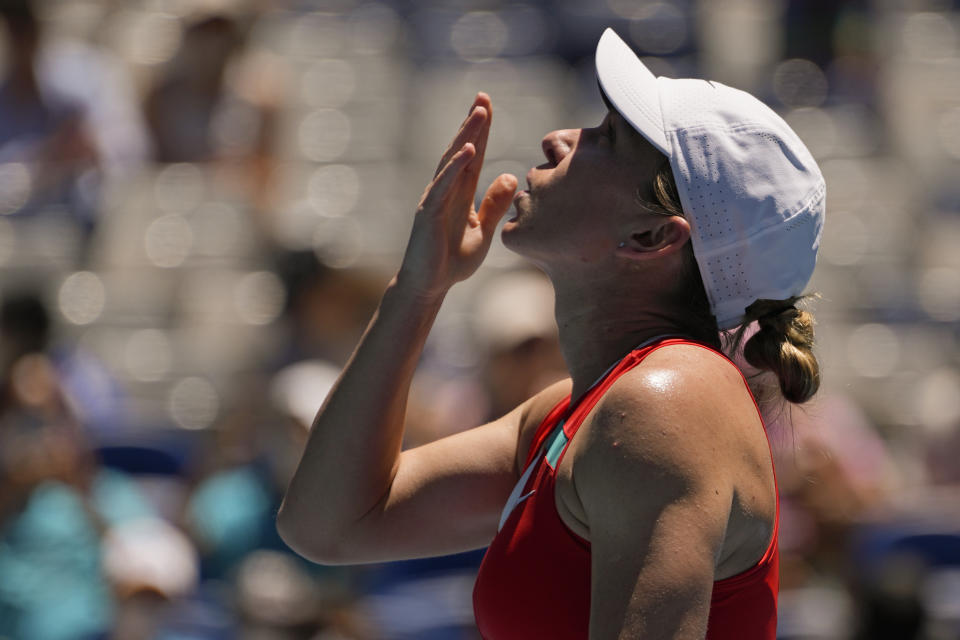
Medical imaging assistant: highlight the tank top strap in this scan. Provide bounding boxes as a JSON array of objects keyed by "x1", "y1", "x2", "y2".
[
  {"x1": 523, "y1": 397, "x2": 570, "y2": 470},
  {"x1": 521, "y1": 336, "x2": 707, "y2": 472},
  {"x1": 559, "y1": 336, "x2": 703, "y2": 443}
]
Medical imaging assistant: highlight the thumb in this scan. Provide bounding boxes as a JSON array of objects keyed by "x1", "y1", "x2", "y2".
[{"x1": 478, "y1": 173, "x2": 518, "y2": 236}]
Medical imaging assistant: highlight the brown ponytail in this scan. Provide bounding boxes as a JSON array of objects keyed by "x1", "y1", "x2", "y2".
[{"x1": 732, "y1": 297, "x2": 820, "y2": 404}]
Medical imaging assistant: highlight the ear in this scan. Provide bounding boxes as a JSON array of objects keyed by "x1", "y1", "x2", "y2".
[{"x1": 615, "y1": 216, "x2": 691, "y2": 262}]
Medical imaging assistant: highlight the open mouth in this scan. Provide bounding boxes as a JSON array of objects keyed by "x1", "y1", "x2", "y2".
[
  {"x1": 506, "y1": 174, "x2": 533, "y2": 223},
  {"x1": 508, "y1": 188, "x2": 529, "y2": 222}
]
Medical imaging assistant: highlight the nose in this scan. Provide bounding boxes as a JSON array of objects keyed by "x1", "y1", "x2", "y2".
[{"x1": 541, "y1": 129, "x2": 578, "y2": 166}]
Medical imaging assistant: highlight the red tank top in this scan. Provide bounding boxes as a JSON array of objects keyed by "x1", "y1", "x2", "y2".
[{"x1": 473, "y1": 337, "x2": 780, "y2": 639}]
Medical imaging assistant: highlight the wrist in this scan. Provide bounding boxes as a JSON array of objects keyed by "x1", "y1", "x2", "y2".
[
  {"x1": 377, "y1": 274, "x2": 447, "y2": 341},
  {"x1": 390, "y1": 270, "x2": 449, "y2": 308}
]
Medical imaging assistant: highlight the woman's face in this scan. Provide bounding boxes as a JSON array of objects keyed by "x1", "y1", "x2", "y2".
[{"x1": 502, "y1": 104, "x2": 667, "y2": 268}]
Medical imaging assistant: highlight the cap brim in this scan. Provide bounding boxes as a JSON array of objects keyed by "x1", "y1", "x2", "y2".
[{"x1": 595, "y1": 28, "x2": 670, "y2": 156}]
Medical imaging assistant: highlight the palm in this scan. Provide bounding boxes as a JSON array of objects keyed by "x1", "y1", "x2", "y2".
[{"x1": 400, "y1": 93, "x2": 518, "y2": 298}]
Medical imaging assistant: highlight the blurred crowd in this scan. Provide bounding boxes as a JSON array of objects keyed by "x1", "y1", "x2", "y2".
[{"x1": 0, "y1": 0, "x2": 957, "y2": 638}]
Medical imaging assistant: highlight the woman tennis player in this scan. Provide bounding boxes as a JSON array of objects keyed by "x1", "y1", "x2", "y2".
[{"x1": 278, "y1": 29, "x2": 824, "y2": 639}]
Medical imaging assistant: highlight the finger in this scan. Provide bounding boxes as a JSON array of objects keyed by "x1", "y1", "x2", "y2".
[
  {"x1": 423, "y1": 143, "x2": 476, "y2": 210},
  {"x1": 448, "y1": 92, "x2": 490, "y2": 155},
  {"x1": 468, "y1": 92, "x2": 491, "y2": 121},
  {"x1": 459, "y1": 94, "x2": 493, "y2": 206},
  {"x1": 477, "y1": 173, "x2": 518, "y2": 236},
  {"x1": 434, "y1": 99, "x2": 489, "y2": 177},
  {"x1": 463, "y1": 92, "x2": 490, "y2": 126},
  {"x1": 434, "y1": 106, "x2": 486, "y2": 177},
  {"x1": 474, "y1": 92, "x2": 491, "y2": 110},
  {"x1": 467, "y1": 93, "x2": 493, "y2": 173}
]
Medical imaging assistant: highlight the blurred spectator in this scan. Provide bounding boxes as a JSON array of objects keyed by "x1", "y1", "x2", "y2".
[
  {"x1": 783, "y1": 0, "x2": 851, "y2": 68},
  {"x1": 773, "y1": 394, "x2": 900, "y2": 565},
  {"x1": 184, "y1": 378, "x2": 280, "y2": 581},
  {"x1": 144, "y1": 13, "x2": 244, "y2": 163},
  {"x1": 273, "y1": 249, "x2": 384, "y2": 367},
  {"x1": 0, "y1": 290, "x2": 195, "y2": 639},
  {"x1": 0, "y1": 289, "x2": 113, "y2": 639},
  {"x1": 0, "y1": 288, "x2": 127, "y2": 441},
  {"x1": 143, "y1": 7, "x2": 282, "y2": 213},
  {"x1": 169, "y1": 363, "x2": 370, "y2": 638},
  {"x1": 0, "y1": 0, "x2": 97, "y2": 235},
  {"x1": 0, "y1": 0, "x2": 146, "y2": 249}
]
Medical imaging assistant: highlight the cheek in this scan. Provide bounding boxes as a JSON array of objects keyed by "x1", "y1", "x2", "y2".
[{"x1": 565, "y1": 160, "x2": 636, "y2": 206}]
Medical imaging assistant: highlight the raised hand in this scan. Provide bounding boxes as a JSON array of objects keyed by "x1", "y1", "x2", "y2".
[{"x1": 398, "y1": 93, "x2": 518, "y2": 300}]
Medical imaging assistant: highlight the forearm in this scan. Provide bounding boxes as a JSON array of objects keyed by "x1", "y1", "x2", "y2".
[
  {"x1": 277, "y1": 93, "x2": 515, "y2": 561},
  {"x1": 277, "y1": 274, "x2": 444, "y2": 552}
]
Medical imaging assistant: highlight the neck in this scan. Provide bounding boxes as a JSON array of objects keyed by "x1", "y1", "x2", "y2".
[{"x1": 548, "y1": 270, "x2": 696, "y2": 402}]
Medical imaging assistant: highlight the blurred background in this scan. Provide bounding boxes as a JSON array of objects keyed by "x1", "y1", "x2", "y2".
[{"x1": 0, "y1": 0, "x2": 957, "y2": 638}]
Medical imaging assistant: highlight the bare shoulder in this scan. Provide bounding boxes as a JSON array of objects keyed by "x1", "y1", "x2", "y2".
[
  {"x1": 631, "y1": 341, "x2": 750, "y2": 406},
  {"x1": 573, "y1": 343, "x2": 756, "y2": 483}
]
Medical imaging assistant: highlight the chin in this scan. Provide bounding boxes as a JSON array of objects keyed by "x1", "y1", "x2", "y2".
[
  {"x1": 500, "y1": 210, "x2": 528, "y2": 245},
  {"x1": 500, "y1": 221, "x2": 523, "y2": 252},
  {"x1": 500, "y1": 218, "x2": 547, "y2": 267},
  {"x1": 500, "y1": 197, "x2": 555, "y2": 260}
]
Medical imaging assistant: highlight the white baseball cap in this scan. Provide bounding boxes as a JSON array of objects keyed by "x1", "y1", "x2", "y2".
[{"x1": 596, "y1": 28, "x2": 825, "y2": 330}]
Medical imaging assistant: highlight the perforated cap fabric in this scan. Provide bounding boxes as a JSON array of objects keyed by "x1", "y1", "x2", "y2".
[{"x1": 596, "y1": 28, "x2": 825, "y2": 330}]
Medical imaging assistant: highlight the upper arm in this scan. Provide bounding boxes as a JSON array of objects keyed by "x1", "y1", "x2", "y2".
[
  {"x1": 327, "y1": 378, "x2": 571, "y2": 564},
  {"x1": 575, "y1": 351, "x2": 742, "y2": 639}
]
